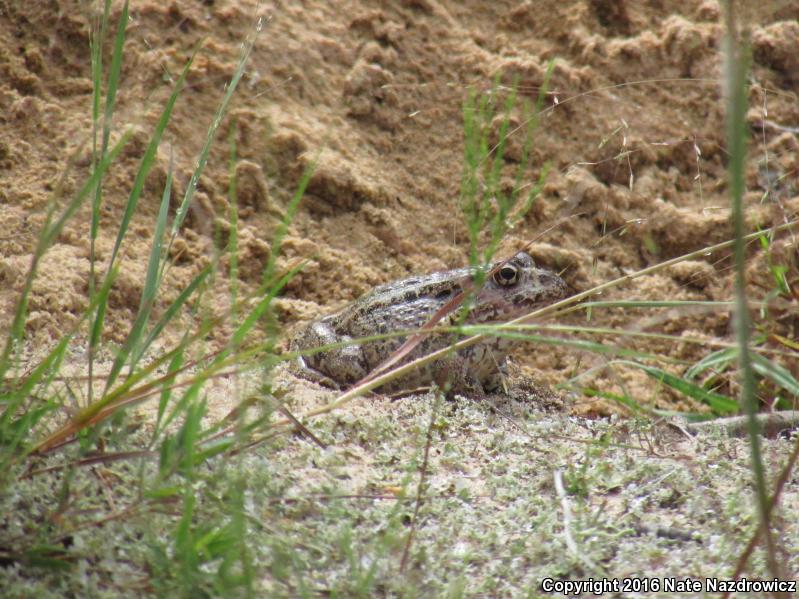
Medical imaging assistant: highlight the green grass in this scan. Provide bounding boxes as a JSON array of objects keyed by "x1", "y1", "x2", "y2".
[
  {"x1": 460, "y1": 65, "x2": 553, "y2": 266},
  {"x1": 0, "y1": 9, "x2": 284, "y2": 595}
]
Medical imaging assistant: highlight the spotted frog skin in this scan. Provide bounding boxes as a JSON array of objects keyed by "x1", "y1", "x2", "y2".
[{"x1": 291, "y1": 252, "x2": 567, "y2": 394}]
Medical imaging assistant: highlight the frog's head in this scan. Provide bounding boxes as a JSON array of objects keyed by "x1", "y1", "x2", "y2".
[{"x1": 470, "y1": 251, "x2": 567, "y2": 321}]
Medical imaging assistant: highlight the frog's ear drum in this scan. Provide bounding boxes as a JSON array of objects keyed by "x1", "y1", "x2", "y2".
[{"x1": 493, "y1": 264, "x2": 519, "y2": 286}]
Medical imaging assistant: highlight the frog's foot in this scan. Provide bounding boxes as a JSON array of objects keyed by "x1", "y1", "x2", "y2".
[
  {"x1": 432, "y1": 363, "x2": 490, "y2": 399},
  {"x1": 480, "y1": 363, "x2": 510, "y2": 395},
  {"x1": 291, "y1": 322, "x2": 370, "y2": 388},
  {"x1": 292, "y1": 356, "x2": 344, "y2": 389}
]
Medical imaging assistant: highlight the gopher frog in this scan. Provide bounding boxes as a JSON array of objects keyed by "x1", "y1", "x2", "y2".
[{"x1": 291, "y1": 251, "x2": 567, "y2": 394}]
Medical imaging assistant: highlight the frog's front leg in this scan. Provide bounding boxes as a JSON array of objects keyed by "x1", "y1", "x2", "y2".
[
  {"x1": 447, "y1": 347, "x2": 509, "y2": 396},
  {"x1": 293, "y1": 320, "x2": 370, "y2": 387},
  {"x1": 416, "y1": 354, "x2": 488, "y2": 398}
]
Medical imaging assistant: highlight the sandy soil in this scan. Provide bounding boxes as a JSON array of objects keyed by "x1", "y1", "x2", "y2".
[{"x1": 0, "y1": 0, "x2": 797, "y2": 412}]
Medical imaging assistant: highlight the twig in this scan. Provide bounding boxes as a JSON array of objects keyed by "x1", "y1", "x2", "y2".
[
  {"x1": 685, "y1": 412, "x2": 799, "y2": 438},
  {"x1": 399, "y1": 392, "x2": 440, "y2": 573}
]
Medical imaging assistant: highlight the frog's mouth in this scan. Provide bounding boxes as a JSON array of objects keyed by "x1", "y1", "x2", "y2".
[{"x1": 465, "y1": 287, "x2": 564, "y2": 323}]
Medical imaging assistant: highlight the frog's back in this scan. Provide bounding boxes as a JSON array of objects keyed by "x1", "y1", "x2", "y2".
[{"x1": 332, "y1": 267, "x2": 473, "y2": 337}]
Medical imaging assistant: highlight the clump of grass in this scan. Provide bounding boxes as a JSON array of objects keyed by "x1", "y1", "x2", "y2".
[
  {"x1": 0, "y1": 6, "x2": 310, "y2": 594},
  {"x1": 460, "y1": 65, "x2": 554, "y2": 266}
]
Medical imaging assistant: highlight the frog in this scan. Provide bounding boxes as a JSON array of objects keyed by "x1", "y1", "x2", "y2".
[{"x1": 290, "y1": 251, "x2": 567, "y2": 395}]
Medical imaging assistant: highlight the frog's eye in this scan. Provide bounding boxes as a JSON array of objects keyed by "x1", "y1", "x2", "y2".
[{"x1": 493, "y1": 264, "x2": 519, "y2": 286}]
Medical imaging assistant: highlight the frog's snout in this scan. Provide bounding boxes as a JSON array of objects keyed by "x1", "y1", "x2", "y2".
[{"x1": 537, "y1": 269, "x2": 568, "y2": 299}]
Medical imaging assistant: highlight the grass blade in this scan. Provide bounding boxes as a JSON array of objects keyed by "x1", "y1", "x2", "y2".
[
  {"x1": 107, "y1": 51, "x2": 194, "y2": 271},
  {"x1": 167, "y1": 18, "x2": 264, "y2": 250},
  {"x1": 260, "y1": 152, "x2": 316, "y2": 289},
  {"x1": 100, "y1": 153, "x2": 175, "y2": 394},
  {"x1": 141, "y1": 267, "x2": 212, "y2": 359},
  {"x1": 618, "y1": 360, "x2": 739, "y2": 414},
  {"x1": 130, "y1": 151, "x2": 174, "y2": 368},
  {"x1": 684, "y1": 347, "x2": 738, "y2": 380},
  {"x1": 751, "y1": 354, "x2": 799, "y2": 397},
  {"x1": 722, "y1": 1, "x2": 779, "y2": 579},
  {"x1": 88, "y1": 0, "x2": 129, "y2": 404},
  {"x1": 152, "y1": 340, "x2": 186, "y2": 443}
]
